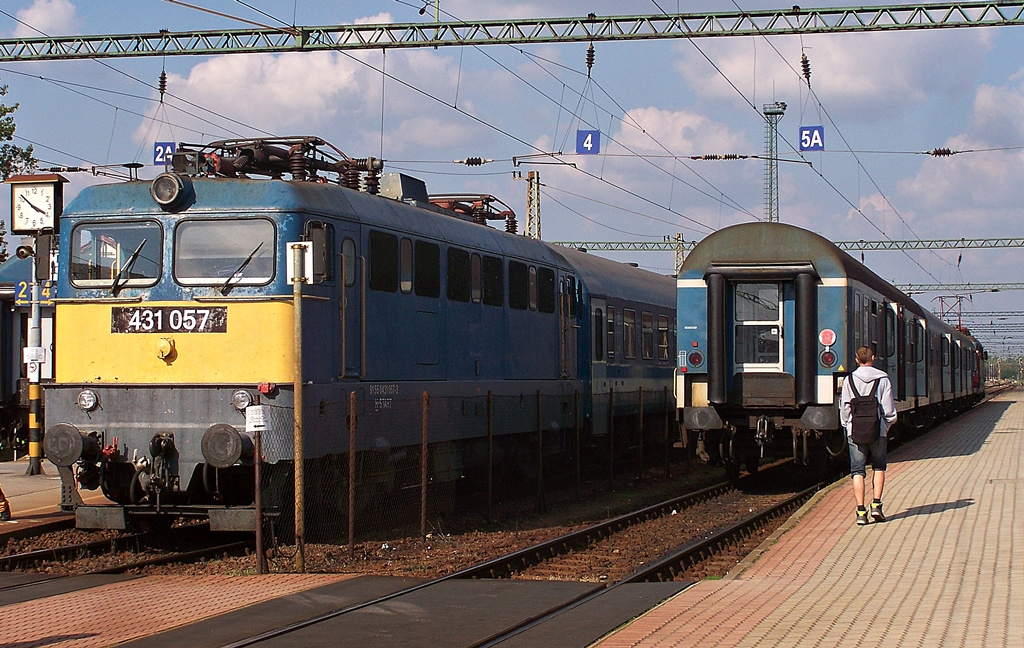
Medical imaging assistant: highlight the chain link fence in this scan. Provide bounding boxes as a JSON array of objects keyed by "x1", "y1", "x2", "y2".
[{"x1": 252, "y1": 386, "x2": 678, "y2": 572}]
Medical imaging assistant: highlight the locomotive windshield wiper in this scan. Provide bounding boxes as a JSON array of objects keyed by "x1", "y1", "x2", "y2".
[
  {"x1": 220, "y1": 241, "x2": 264, "y2": 295},
  {"x1": 110, "y1": 238, "x2": 147, "y2": 296}
]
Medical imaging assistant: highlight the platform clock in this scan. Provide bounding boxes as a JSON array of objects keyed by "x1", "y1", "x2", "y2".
[{"x1": 7, "y1": 174, "x2": 67, "y2": 234}]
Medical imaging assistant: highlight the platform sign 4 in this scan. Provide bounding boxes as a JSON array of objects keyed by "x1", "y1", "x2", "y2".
[
  {"x1": 799, "y1": 126, "x2": 824, "y2": 152},
  {"x1": 576, "y1": 130, "x2": 601, "y2": 155},
  {"x1": 154, "y1": 141, "x2": 176, "y2": 166}
]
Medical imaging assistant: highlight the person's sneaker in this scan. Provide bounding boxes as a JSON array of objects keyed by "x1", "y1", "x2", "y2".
[
  {"x1": 870, "y1": 501, "x2": 886, "y2": 522},
  {"x1": 0, "y1": 509, "x2": 10, "y2": 522},
  {"x1": 856, "y1": 508, "x2": 868, "y2": 526}
]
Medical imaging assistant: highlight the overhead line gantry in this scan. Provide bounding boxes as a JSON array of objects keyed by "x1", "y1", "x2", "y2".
[
  {"x1": 2, "y1": 3, "x2": 1024, "y2": 62},
  {"x1": 550, "y1": 237, "x2": 1024, "y2": 253}
]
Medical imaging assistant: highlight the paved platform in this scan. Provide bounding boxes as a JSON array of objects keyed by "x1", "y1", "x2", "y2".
[{"x1": 594, "y1": 389, "x2": 1023, "y2": 648}]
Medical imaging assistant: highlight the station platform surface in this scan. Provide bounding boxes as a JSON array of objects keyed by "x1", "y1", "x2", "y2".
[
  {"x1": 0, "y1": 389, "x2": 1020, "y2": 648},
  {"x1": 595, "y1": 388, "x2": 1023, "y2": 648}
]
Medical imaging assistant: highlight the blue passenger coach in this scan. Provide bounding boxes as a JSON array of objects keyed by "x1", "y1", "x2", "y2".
[{"x1": 675, "y1": 222, "x2": 984, "y2": 479}]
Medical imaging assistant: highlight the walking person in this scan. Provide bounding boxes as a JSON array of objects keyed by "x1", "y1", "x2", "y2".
[{"x1": 840, "y1": 346, "x2": 897, "y2": 526}]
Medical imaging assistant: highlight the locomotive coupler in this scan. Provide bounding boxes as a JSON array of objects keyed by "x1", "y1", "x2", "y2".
[{"x1": 755, "y1": 416, "x2": 772, "y2": 458}]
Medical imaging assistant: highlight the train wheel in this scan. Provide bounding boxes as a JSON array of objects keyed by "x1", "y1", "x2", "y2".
[{"x1": 724, "y1": 458, "x2": 741, "y2": 482}]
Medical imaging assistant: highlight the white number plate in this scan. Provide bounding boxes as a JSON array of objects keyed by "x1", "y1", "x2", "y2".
[{"x1": 111, "y1": 307, "x2": 227, "y2": 333}]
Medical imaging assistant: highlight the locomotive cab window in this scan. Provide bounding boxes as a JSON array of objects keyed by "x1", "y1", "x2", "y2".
[
  {"x1": 733, "y1": 282, "x2": 782, "y2": 368},
  {"x1": 70, "y1": 220, "x2": 162, "y2": 288},
  {"x1": 174, "y1": 218, "x2": 275, "y2": 287}
]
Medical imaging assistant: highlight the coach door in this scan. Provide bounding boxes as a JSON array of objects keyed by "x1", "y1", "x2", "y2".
[
  {"x1": 339, "y1": 231, "x2": 362, "y2": 378},
  {"x1": 732, "y1": 282, "x2": 783, "y2": 373}
]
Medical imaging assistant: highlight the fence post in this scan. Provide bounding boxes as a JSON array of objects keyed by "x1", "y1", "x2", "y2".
[
  {"x1": 664, "y1": 386, "x2": 671, "y2": 478},
  {"x1": 638, "y1": 385, "x2": 644, "y2": 479},
  {"x1": 574, "y1": 389, "x2": 580, "y2": 500},
  {"x1": 254, "y1": 427, "x2": 266, "y2": 574},
  {"x1": 421, "y1": 391, "x2": 429, "y2": 538},
  {"x1": 348, "y1": 391, "x2": 356, "y2": 558},
  {"x1": 608, "y1": 387, "x2": 615, "y2": 486},
  {"x1": 536, "y1": 390, "x2": 545, "y2": 512},
  {"x1": 487, "y1": 390, "x2": 494, "y2": 520}
]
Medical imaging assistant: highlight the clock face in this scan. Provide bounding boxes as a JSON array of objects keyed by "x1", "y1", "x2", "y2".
[{"x1": 11, "y1": 183, "x2": 56, "y2": 232}]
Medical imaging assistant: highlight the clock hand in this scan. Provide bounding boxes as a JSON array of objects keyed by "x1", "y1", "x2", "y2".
[{"x1": 19, "y1": 194, "x2": 47, "y2": 215}]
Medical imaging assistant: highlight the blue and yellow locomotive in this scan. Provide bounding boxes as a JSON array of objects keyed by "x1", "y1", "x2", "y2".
[
  {"x1": 42, "y1": 136, "x2": 677, "y2": 530},
  {"x1": 675, "y1": 222, "x2": 984, "y2": 480}
]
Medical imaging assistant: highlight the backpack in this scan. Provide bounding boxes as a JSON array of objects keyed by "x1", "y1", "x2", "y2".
[{"x1": 849, "y1": 378, "x2": 882, "y2": 444}]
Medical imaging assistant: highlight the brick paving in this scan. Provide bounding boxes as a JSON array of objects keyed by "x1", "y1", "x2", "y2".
[
  {"x1": 0, "y1": 574, "x2": 352, "y2": 648},
  {"x1": 593, "y1": 390, "x2": 1023, "y2": 647}
]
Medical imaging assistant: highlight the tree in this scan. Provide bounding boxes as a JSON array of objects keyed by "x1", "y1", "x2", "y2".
[{"x1": 0, "y1": 81, "x2": 37, "y2": 262}]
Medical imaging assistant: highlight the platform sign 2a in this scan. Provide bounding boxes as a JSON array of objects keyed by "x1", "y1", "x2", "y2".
[
  {"x1": 576, "y1": 130, "x2": 601, "y2": 155},
  {"x1": 799, "y1": 126, "x2": 824, "y2": 152},
  {"x1": 154, "y1": 141, "x2": 176, "y2": 166}
]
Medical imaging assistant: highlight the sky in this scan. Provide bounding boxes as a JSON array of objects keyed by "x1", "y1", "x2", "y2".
[{"x1": 2, "y1": 0, "x2": 1024, "y2": 357}]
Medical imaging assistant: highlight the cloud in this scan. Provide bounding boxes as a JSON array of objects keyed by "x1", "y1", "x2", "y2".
[{"x1": 12, "y1": 0, "x2": 78, "y2": 38}]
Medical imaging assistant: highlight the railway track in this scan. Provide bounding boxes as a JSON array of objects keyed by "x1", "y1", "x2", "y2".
[{"x1": 219, "y1": 463, "x2": 819, "y2": 648}]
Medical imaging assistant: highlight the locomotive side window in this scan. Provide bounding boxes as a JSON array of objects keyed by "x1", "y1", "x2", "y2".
[
  {"x1": 174, "y1": 218, "x2": 274, "y2": 286},
  {"x1": 623, "y1": 309, "x2": 637, "y2": 359},
  {"x1": 447, "y1": 248, "x2": 471, "y2": 302},
  {"x1": 658, "y1": 315, "x2": 670, "y2": 361},
  {"x1": 304, "y1": 221, "x2": 333, "y2": 283},
  {"x1": 414, "y1": 241, "x2": 440, "y2": 297},
  {"x1": 400, "y1": 238, "x2": 413, "y2": 293},
  {"x1": 368, "y1": 230, "x2": 398, "y2": 292},
  {"x1": 537, "y1": 267, "x2": 555, "y2": 313},
  {"x1": 641, "y1": 312, "x2": 654, "y2": 359},
  {"x1": 594, "y1": 308, "x2": 604, "y2": 361},
  {"x1": 341, "y1": 238, "x2": 356, "y2": 287},
  {"x1": 71, "y1": 220, "x2": 162, "y2": 288},
  {"x1": 482, "y1": 256, "x2": 503, "y2": 306},
  {"x1": 733, "y1": 283, "x2": 781, "y2": 366},
  {"x1": 470, "y1": 253, "x2": 482, "y2": 303},
  {"x1": 607, "y1": 306, "x2": 616, "y2": 360},
  {"x1": 509, "y1": 261, "x2": 528, "y2": 310},
  {"x1": 528, "y1": 266, "x2": 538, "y2": 311}
]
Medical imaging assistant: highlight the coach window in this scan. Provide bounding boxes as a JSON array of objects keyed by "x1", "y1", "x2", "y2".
[
  {"x1": 641, "y1": 312, "x2": 654, "y2": 359},
  {"x1": 509, "y1": 261, "x2": 528, "y2": 309},
  {"x1": 528, "y1": 266, "x2": 538, "y2": 310},
  {"x1": 482, "y1": 255, "x2": 503, "y2": 306},
  {"x1": 175, "y1": 218, "x2": 274, "y2": 287},
  {"x1": 885, "y1": 308, "x2": 896, "y2": 357},
  {"x1": 414, "y1": 241, "x2": 440, "y2": 297},
  {"x1": 368, "y1": 230, "x2": 398, "y2": 292},
  {"x1": 594, "y1": 308, "x2": 604, "y2": 361},
  {"x1": 341, "y1": 238, "x2": 356, "y2": 287},
  {"x1": 538, "y1": 267, "x2": 555, "y2": 313},
  {"x1": 854, "y1": 294, "x2": 862, "y2": 348},
  {"x1": 916, "y1": 321, "x2": 925, "y2": 362},
  {"x1": 869, "y1": 301, "x2": 879, "y2": 355},
  {"x1": 400, "y1": 238, "x2": 413, "y2": 293},
  {"x1": 623, "y1": 309, "x2": 637, "y2": 359},
  {"x1": 941, "y1": 336, "x2": 950, "y2": 367},
  {"x1": 734, "y1": 283, "x2": 780, "y2": 366},
  {"x1": 658, "y1": 315, "x2": 670, "y2": 360},
  {"x1": 71, "y1": 220, "x2": 163, "y2": 288},
  {"x1": 448, "y1": 248, "x2": 471, "y2": 302},
  {"x1": 607, "y1": 306, "x2": 616, "y2": 360}
]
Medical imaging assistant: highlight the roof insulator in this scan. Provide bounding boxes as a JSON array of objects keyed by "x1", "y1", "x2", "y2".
[
  {"x1": 586, "y1": 43, "x2": 595, "y2": 77},
  {"x1": 800, "y1": 53, "x2": 811, "y2": 87}
]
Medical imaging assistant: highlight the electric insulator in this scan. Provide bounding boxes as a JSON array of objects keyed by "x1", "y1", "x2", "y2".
[
  {"x1": 586, "y1": 43, "x2": 595, "y2": 77},
  {"x1": 465, "y1": 157, "x2": 483, "y2": 166},
  {"x1": 801, "y1": 53, "x2": 811, "y2": 87},
  {"x1": 158, "y1": 70, "x2": 168, "y2": 102},
  {"x1": 931, "y1": 148, "x2": 953, "y2": 157}
]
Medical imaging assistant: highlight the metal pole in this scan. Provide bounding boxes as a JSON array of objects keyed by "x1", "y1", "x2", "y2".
[
  {"x1": 574, "y1": 389, "x2": 580, "y2": 500},
  {"x1": 486, "y1": 390, "x2": 493, "y2": 519},
  {"x1": 291, "y1": 243, "x2": 306, "y2": 573},
  {"x1": 25, "y1": 275, "x2": 43, "y2": 475},
  {"x1": 254, "y1": 427, "x2": 266, "y2": 574},
  {"x1": 421, "y1": 390, "x2": 429, "y2": 538},
  {"x1": 638, "y1": 385, "x2": 644, "y2": 479},
  {"x1": 536, "y1": 390, "x2": 545, "y2": 512},
  {"x1": 348, "y1": 390, "x2": 356, "y2": 559}
]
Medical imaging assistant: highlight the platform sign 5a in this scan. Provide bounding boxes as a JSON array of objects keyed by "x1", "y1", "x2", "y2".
[
  {"x1": 154, "y1": 141, "x2": 176, "y2": 166},
  {"x1": 799, "y1": 126, "x2": 824, "y2": 152},
  {"x1": 576, "y1": 130, "x2": 601, "y2": 155}
]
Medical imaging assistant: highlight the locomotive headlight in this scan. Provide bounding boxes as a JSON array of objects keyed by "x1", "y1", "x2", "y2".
[
  {"x1": 77, "y1": 389, "x2": 99, "y2": 412},
  {"x1": 231, "y1": 389, "x2": 254, "y2": 411},
  {"x1": 150, "y1": 172, "x2": 194, "y2": 211}
]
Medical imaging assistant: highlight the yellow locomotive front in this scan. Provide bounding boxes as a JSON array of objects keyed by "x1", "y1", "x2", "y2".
[{"x1": 43, "y1": 167, "x2": 330, "y2": 530}]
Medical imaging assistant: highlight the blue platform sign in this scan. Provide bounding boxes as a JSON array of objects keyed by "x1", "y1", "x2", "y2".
[
  {"x1": 576, "y1": 130, "x2": 601, "y2": 155},
  {"x1": 154, "y1": 141, "x2": 176, "y2": 166},
  {"x1": 799, "y1": 126, "x2": 824, "y2": 152}
]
